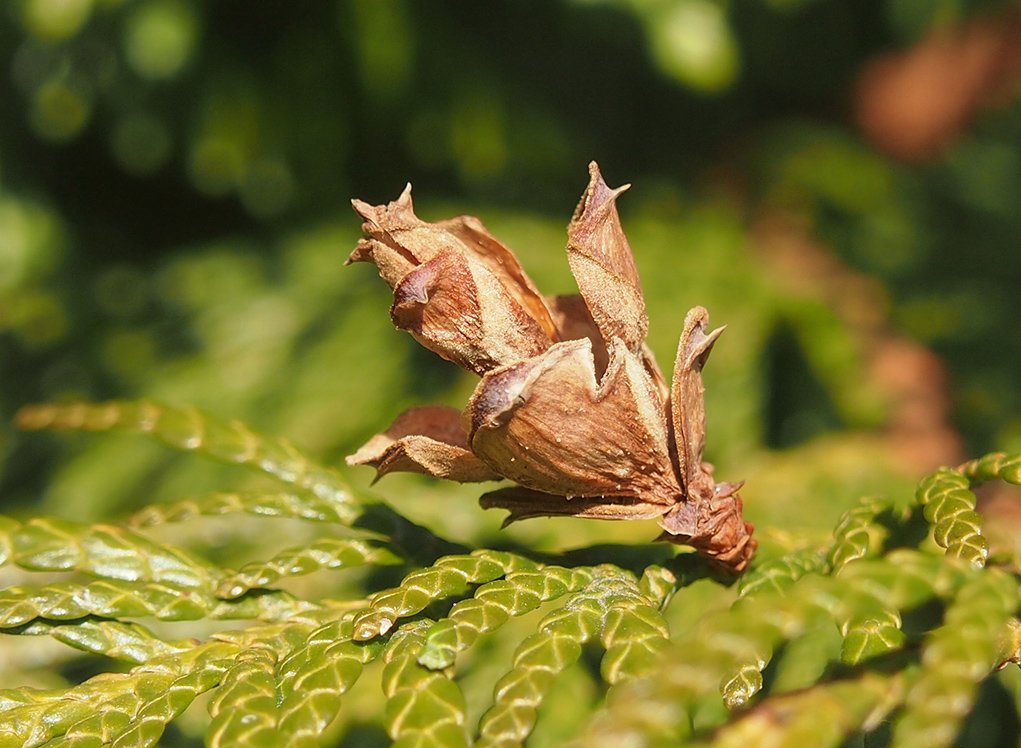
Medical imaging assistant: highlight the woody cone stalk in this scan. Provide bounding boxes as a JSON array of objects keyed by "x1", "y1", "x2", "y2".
[{"x1": 346, "y1": 162, "x2": 756, "y2": 573}]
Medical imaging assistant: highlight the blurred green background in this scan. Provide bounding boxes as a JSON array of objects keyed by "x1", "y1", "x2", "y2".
[{"x1": 2, "y1": 0, "x2": 1021, "y2": 552}]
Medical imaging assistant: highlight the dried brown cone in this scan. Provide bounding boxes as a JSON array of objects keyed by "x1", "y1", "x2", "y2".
[{"x1": 346, "y1": 162, "x2": 756, "y2": 574}]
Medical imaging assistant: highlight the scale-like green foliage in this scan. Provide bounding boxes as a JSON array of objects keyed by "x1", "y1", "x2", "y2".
[
  {"x1": 417, "y1": 565, "x2": 590, "y2": 671},
  {"x1": 1, "y1": 400, "x2": 1019, "y2": 746},
  {"x1": 15, "y1": 401, "x2": 359, "y2": 516},
  {"x1": 916, "y1": 468, "x2": 988, "y2": 566}
]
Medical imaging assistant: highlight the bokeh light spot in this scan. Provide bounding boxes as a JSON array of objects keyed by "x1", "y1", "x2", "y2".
[
  {"x1": 100, "y1": 329, "x2": 159, "y2": 384},
  {"x1": 0, "y1": 197, "x2": 63, "y2": 289},
  {"x1": 650, "y1": 0, "x2": 739, "y2": 92},
  {"x1": 349, "y1": 0, "x2": 413, "y2": 101},
  {"x1": 7, "y1": 290, "x2": 68, "y2": 348},
  {"x1": 239, "y1": 158, "x2": 296, "y2": 219},
  {"x1": 123, "y1": 0, "x2": 198, "y2": 80},
  {"x1": 20, "y1": 0, "x2": 93, "y2": 43},
  {"x1": 110, "y1": 111, "x2": 173, "y2": 175},
  {"x1": 188, "y1": 137, "x2": 245, "y2": 196},
  {"x1": 449, "y1": 90, "x2": 508, "y2": 183},
  {"x1": 29, "y1": 79, "x2": 92, "y2": 142}
]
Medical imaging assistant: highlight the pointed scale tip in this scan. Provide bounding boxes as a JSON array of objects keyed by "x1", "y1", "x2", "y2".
[
  {"x1": 350, "y1": 182, "x2": 414, "y2": 222},
  {"x1": 584, "y1": 161, "x2": 630, "y2": 194}
]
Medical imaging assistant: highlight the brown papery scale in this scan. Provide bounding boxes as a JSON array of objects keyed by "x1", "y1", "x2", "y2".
[{"x1": 346, "y1": 162, "x2": 756, "y2": 573}]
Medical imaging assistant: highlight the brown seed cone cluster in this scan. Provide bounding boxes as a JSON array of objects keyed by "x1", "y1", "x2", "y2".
[{"x1": 346, "y1": 162, "x2": 756, "y2": 573}]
